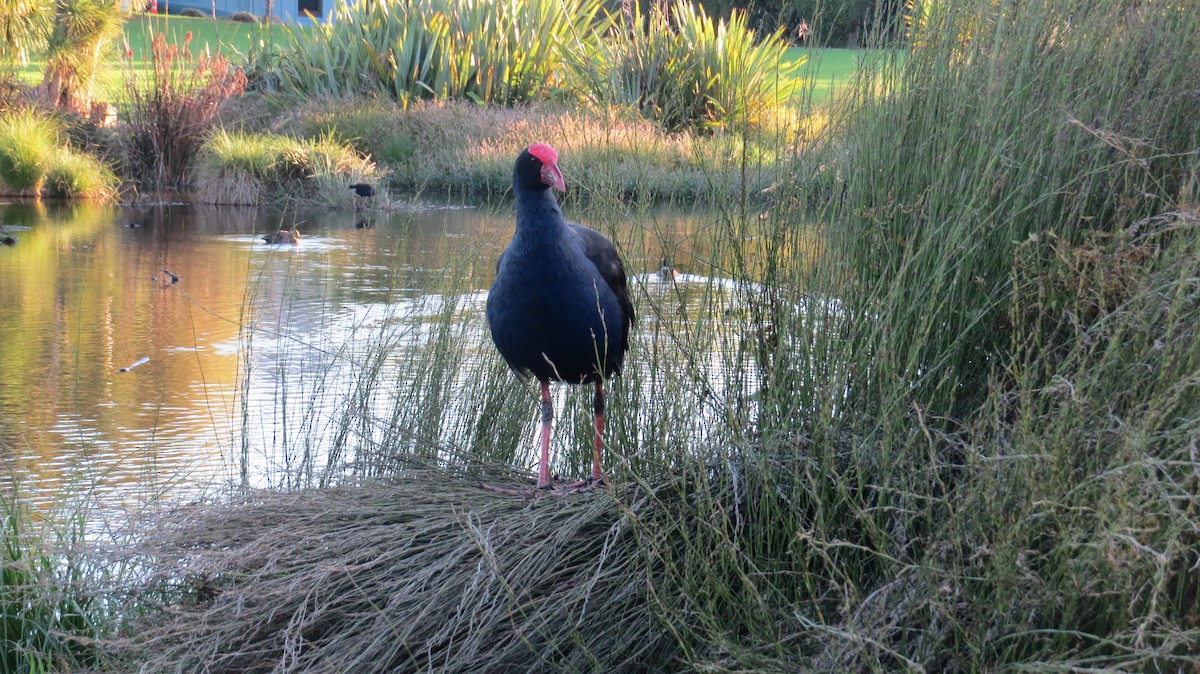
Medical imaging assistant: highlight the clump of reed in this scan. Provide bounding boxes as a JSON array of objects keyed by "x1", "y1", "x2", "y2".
[
  {"x1": 0, "y1": 108, "x2": 117, "y2": 198},
  {"x1": 0, "y1": 492, "x2": 106, "y2": 672},
  {"x1": 192, "y1": 129, "x2": 381, "y2": 206}
]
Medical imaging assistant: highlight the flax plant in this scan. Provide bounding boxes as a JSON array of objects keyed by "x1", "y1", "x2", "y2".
[
  {"x1": 568, "y1": 0, "x2": 801, "y2": 131},
  {"x1": 265, "y1": 0, "x2": 605, "y2": 107}
]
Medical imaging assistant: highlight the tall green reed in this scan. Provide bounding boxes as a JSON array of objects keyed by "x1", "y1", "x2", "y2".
[
  {"x1": 0, "y1": 490, "x2": 106, "y2": 672},
  {"x1": 802, "y1": 0, "x2": 1199, "y2": 423}
]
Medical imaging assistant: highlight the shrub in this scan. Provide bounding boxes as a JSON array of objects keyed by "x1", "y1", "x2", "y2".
[
  {"x1": 123, "y1": 31, "x2": 248, "y2": 187},
  {"x1": 229, "y1": 10, "x2": 258, "y2": 23},
  {"x1": 179, "y1": 7, "x2": 206, "y2": 17}
]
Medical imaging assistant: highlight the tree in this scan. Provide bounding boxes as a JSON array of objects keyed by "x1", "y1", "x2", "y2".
[
  {"x1": 38, "y1": 0, "x2": 125, "y2": 113},
  {"x1": 0, "y1": 0, "x2": 53, "y2": 69}
]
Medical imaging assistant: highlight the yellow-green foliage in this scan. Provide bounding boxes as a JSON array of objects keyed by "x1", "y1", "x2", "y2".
[
  {"x1": 571, "y1": 0, "x2": 801, "y2": 131},
  {"x1": 194, "y1": 129, "x2": 380, "y2": 205},
  {"x1": 0, "y1": 110, "x2": 57, "y2": 193},
  {"x1": 269, "y1": 0, "x2": 605, "y2": 107},
  {"x1": 44, "y1": 148, "x2": 118, "y2": 199},
  {"x1": 0, "y1": 110, "x2": 116, "y2": 199}
]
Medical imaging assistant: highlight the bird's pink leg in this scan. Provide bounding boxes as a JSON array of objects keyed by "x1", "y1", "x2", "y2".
[
  {"x1": 591, "y1": 380, "x2": 605, "y2": 484},
  {"x1": 561, "y1": 381, "x2": 608, "y2": 491},
  {"x1": 537, "y1": 380, "x2": 553, "y2": 489}
]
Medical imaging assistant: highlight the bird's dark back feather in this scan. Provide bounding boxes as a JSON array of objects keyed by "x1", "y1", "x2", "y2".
[{"x1": 486, "y1": 148, "x2": 634, "y2": 385}]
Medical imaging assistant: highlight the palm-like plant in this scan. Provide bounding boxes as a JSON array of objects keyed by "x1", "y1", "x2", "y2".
[
  {"x1": 38, "y1": 0, "x2": 125, "y2": 113},
  {"x1": 0, "y1": 0, "x2": 53, "y2": 68}
]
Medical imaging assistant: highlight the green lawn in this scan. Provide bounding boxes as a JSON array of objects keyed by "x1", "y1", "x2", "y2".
[
  {"x1": 122, "y1": 14, "x2": 297, "y2": 58},
  {"x1": 785, "y1": 47, "x2": 897, "y2": 105},
  {"x1": 15, "y1": 14, "x2": 299, "y2": 102}
]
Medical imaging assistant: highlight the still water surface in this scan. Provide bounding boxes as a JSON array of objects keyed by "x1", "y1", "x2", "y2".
[{"x1": 0, "y1": 197, "x2": 725, "y2": 514}]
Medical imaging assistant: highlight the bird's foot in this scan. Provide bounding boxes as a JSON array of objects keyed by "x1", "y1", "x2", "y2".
[
  {"x1": 562, "y1": 474, "x2": 607, "y2": 490},
  {"x1": 478, "y1": 476, "x2": 607, "y2": 497}
]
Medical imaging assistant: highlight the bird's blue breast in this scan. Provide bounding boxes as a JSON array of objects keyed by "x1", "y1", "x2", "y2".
[{"x1": 487, "y1": 230, "x2": 625, "y2": 383}]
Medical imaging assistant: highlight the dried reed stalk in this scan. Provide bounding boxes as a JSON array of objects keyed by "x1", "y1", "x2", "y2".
[{"x1": 104, "y1": 468, "x2": 685, "y2": 673}]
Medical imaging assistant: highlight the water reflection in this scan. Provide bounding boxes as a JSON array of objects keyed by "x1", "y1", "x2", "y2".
[{"x1": 0, "y1": 197, "x2": 752, "y2": 513}]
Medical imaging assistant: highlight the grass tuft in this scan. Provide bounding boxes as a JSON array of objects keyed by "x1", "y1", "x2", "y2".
[
  {"x1": 0, "y1": 109, "x2": 58, "y2": 194},
  {"x1": 0, "y1": 108, "x2": 117, "y2": 198},
  {"x1": 193, "y1": 129, "x2": 382, "y2": 206},
  {"x1": 106, "y1": 471, "x2": 689, "y2": 672}
]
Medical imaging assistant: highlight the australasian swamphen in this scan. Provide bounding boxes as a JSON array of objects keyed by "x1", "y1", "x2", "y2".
[
  {"x1": 349, "y1": 182, "x2": 376, "y2": 211},
  {"x1": 349, "y1": 182, "x2": 376, "y2": 198},
  {"x1": 485, "y1": 143, "x2": 635, "y2": 493}
]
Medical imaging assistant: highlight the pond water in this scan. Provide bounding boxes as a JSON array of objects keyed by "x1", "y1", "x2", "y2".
[{"x1": 0, "y1": 196, "x2": 750, "y2": 515}]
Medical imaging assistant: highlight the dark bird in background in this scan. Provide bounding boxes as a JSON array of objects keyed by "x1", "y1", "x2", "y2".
[
  {"x1": 349, "y1": 182, "x2": 376, "y2": 198},
  {"x1": 127, "y1": 222, "x2": 141, "y2": 228},
  {"x1": 485, "y1": 143, "x2": 635, "y2": 493},
  {"x1": 262, "y1": 228, "x2": 301, "y2": 244},
  {"x1": 349, "y1": 182, "x2": 376, "y2": 211},
  {"x1": 1, "y1": 235, "x2": 16, "y2": 246}
]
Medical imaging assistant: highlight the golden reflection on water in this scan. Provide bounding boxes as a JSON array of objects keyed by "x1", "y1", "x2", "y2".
[
  {"x1": 0, "y1": 197, "x2": 735, "y2": 514},
  {"x1": 0, "y1": 199, "x2": 516, "y2": 511}
]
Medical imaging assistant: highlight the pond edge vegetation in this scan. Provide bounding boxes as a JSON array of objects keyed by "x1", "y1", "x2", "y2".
[
  {"x1": 3, "y1": 0, "x2": 1200, "y2": 672},
  {"x1": 1, "y1": 0, "x2": 805, "y2": 204}
]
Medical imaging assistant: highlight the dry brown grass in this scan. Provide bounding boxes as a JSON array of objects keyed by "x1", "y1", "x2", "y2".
[
  {"x1": 287, "y1": 99, "x2": 804, "y2": 201},
  {"x1": 193, "y1": 167, "x2": 261, "y2": 205},
  {"x1": 103, "y1": 465, "x2": 685, "y2": 673}
]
